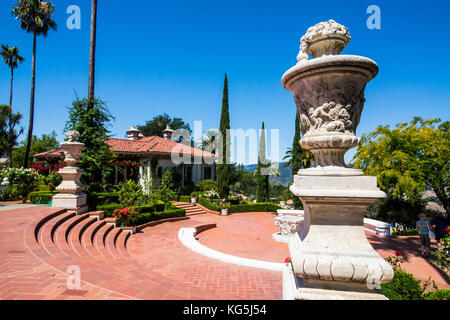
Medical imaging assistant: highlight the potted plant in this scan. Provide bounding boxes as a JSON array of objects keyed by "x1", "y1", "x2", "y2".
[
  {"x1": 190, "y1": 191, "x2": 201, "y2": 204},
  {"x1": 113, "y1": 207, "x2": 137, "y2": 231},
  {"x1": 220, "y1": 199, "x2": 231, "y2": 216}
]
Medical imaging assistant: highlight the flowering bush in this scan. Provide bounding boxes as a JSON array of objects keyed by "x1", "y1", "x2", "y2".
[
  {"x1": 0, "y1": 168, "x2": 41, "y2": 201},
  {"x1": 431, "y1": 232, "x2": 449, "y2": 273},
  {"x1": 112, "y1": 207, "x2": 137, "y2": 227},
  {"x1": 220, "y1": 198, "x2": 231, "y2": 210},
  {"x1": 30, "y1": 161, "x2": 66, "y2": 172},
  {"x1": 203, "y1": 189, "x2": 219, "y2": 199},
  {"x1": 385, "y1": 251, "x2": 405, "y2": 270}
]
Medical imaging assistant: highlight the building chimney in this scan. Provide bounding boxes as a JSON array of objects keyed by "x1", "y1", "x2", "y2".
[
  {"x1": 162, "y1": 125, "x2": 174, "y2": 140},
  {"x1": 127, "y1": 126, "x2": 141, "y2": 141}
]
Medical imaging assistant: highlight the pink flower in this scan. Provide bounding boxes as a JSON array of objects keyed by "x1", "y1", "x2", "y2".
[{"x1": 285, "y1": 257, "x2": 292, "y2": 263}]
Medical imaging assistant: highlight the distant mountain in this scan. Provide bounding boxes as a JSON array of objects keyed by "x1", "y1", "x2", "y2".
[{"x1": 242, "y1": 162, "x2": 293, "y2": 186}]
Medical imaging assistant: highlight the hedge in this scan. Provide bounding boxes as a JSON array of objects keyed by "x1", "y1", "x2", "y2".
[
  {"x1": 197, "y1": 197, "x2": 281, "y2": 214},
  {"x1": 130, "y1": 208, "x2": 186, "y2": 226},
  {"x1": 423, "y1": 289, "x2": 450, "y2": 300},
  {"x1": 198, "y1": 197, "x2": 221, "y2": 212},
  {"x1": 229, "y1": 202, "x2": 282, "y2": 214},
  {"x1": 392, "y1": 229, "x2": 419, "y2": 236},
  {"x1": 97, "y1": 201, "x2": 165, "y2": 217},
  {"x1": 28, "y1": 191, "x2": 57, "y2": 204},
  {"x1": 179, "y1": 195, "x2": 191, "y2": 203},
  {"x1": 88, "y1": 192, "x2": 121, "y2": 209}
]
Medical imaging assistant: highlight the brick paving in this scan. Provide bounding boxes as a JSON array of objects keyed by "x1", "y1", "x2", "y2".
[{"x1": 0, "y1": 206, "x2": 447, "y2": 300}]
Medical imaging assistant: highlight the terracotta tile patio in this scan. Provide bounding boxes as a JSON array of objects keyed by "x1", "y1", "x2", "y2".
[{"x1": 0, "y1": 206, "x2": 447, "y2": 300}]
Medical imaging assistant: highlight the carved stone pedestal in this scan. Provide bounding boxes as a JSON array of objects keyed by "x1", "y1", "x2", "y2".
[
  {"x1": 281, "y1": 20, "x2": 393, "y2": 300},
  {"x1": 52, "y1": 131, "x2": 88, "y2": 214}
]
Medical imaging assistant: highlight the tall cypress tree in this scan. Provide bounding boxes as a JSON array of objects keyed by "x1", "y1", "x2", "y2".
[
  {"x1": 290, "y1": 111, "x2": 313, "y2": 208},
  {"x1": 256, "y1": 122, "x2": 269, "y2": 202},
  {"x1": 217, "y1": 73, "x2": 232, "y2": 198}
]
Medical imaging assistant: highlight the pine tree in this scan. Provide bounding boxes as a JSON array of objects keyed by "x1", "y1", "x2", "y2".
[
  {"x1": 216, "y1": 73, "x2": 232, "y2": 198},
  {"x1": 256, "y1": 122, "x2": 270, "y2": 202}
]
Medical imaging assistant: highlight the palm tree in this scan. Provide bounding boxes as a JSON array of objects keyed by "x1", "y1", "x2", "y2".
[
  {"x1": 283, "y1": 146, "x2": 314, "y2": 169},
  {"x1": 12, "y1": 0, "x2": 57, "y2": 168},
  {"x1": 199, "y1": 129, "x2": 219, "y2": 153},
  {"x1": 1, "y1": 44, "x2": 24, "y2": 166},
  {"x1": 88, "y1": 0, "x2": 97, "y2": 100}
]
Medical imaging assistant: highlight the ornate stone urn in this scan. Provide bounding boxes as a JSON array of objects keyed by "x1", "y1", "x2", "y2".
[
  {"x1": 281, "y1": 20, "x2": 393, "y2": 300},
  {"x1": 52, "y1": 131, "x2": 88, "y2": 214}
]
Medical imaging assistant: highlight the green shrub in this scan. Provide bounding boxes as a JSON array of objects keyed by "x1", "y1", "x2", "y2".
[
  {"x1": 198, "y1": 197, "x2": 220, "y2": 212},
  {"x1": 130, "y1": 208, "x2": 186, "y2": 226},
  {"x1": 34, "y1": 185, "x2": 51, "y2": 192},
  {"x1": 180, "y1": 182, "x2": 195, "y2": 196},
  {"x1": 117, "y1": 180, "x2": 144, "y2": 208},
  {"x1": 28, "y1": 192, "x2": 57, "y2": 204},
  {"x1": 381, "y1": 270, "x2": 423, "y2": 300},
  {"x1": 161, "y1": 167, "x2": 181, "y2": 191},
  {"x1": 195, "y1": 179, "x2": 218, "y2": 192},
  {"x1": 98, "y1": 201, "x2": 165, "y2": 217},
  {"x1": 0, "y1": 168, "x2": 41, "y2": 201},
  {"x1": 190, "y1": 191, "x2": 202, "y2": 198},
  {"x1": 179, "y1": 195, "x2": 191, "y2": 203},
  {"x1": 197, "y1": 198, "x2": 281, "y2": 214},
  {"x1": 392, "y1": 229, "x2": 419, "y2": 236},
  {"x1": 229, "y1": 202, "x2": 281, "y2": 214},
  {"x1": 423, "y1": 289, "x2": 450, "y2": 300}
]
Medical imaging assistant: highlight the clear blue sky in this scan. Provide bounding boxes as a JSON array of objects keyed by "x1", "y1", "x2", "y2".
[{"x1": 1, "y1": 0, "x2": 449, "y2": 165}]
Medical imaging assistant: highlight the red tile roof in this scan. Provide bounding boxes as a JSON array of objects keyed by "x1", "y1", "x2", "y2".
[
  {"x1": 33, "y1": 148, "x2": 64, "y2": 160},
  {"x1": 34, "y1": 137, "x2": 216, "y2": 159},
  {"x1": 106, "y1": 136, "x2": 216, "y2": 158}
]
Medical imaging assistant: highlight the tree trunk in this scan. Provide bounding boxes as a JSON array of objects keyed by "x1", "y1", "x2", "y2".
[
  {"x1": 24, "y1": 32, "x2": 36, "y2": 169},
  {"x1": 88, "y1": 0, "x2": 97, "y2": 101},
  {"x1": 8, "y1": 68, "x2": 13, "y2": 168}
]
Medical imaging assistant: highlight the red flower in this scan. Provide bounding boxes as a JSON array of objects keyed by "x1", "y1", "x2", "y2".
[
  {"x1": 395, "y1": 251, "x2": 402, "y2": 256},
  {"x1": 285, "y1": 257, "x2": 292, "y2": 263}
]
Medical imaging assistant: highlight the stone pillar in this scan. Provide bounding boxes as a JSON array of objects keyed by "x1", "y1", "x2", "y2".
[
  {"x1": 281, "y1": 20, "x2": 393, "y2": 300},
  {"x1": 52, "y1": 131, "x2": 88, "y2": 214}
]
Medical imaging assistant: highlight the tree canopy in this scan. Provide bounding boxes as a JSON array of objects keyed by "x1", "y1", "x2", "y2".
[
  {"x1": 12, "y1": 131, "x2": 58, "y2": 168},
  {"x1": 65, "y1": 97, "x2": 116, "y2": 193},
  {"x1": 137, "y1": 113, "x2": 191, "y2": 138},
  {"x1": 352, "y1": 117, "x2": 449, "y2": 213}
]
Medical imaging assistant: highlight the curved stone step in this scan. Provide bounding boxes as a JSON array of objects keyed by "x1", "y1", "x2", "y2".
[
  {"x1": 33, "y1": 209, "x2": 67, "y2": 243},
  {"x1": 104, "y1": 228, "x2": 123, "y2": 260},
  {"x1": 54, "y1": 213, "x2": 90, "y2": 257},
  {"x1": 93, "y1": 223, "x2": 115, "y2": 260},
  {"x1": 116, "y1": 230, "x2": 132, "y2": 259},
  {"x1": 69, "y1": 216, "x2": 97, "y2": 257},
  {"x1": 81, "y1": 219, "x2": 106, "y2": 259},
  {"x1": 39, "y1": 211, "x2": 76, "y2": 257}
]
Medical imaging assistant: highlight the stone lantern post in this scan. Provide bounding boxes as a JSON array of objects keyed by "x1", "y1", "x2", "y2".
[
  {"x1": 52, "y1": 130, "x2": 88, "y2": 214},
  {"x1": 281, "y1": 20, "x2": 393, "y2": 300}
]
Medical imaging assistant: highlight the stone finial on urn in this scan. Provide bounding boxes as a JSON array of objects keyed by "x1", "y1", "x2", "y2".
[{"x1": 297, "y1": 19, "x2": 351, "y2": 62}]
